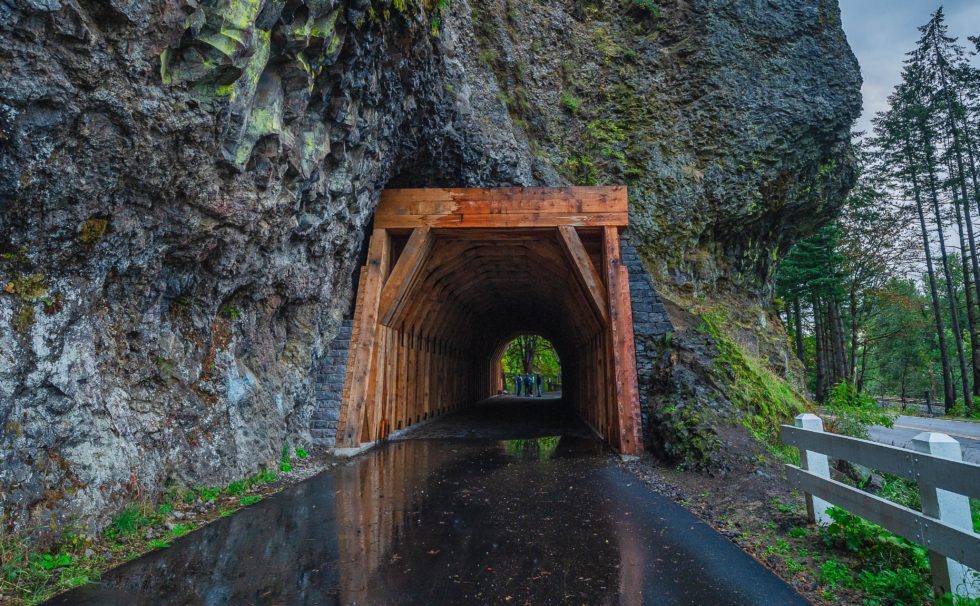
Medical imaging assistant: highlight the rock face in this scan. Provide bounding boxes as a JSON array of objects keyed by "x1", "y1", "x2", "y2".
[{"x1": 0, "y1": 0, "x2": 860, "y2": 531}]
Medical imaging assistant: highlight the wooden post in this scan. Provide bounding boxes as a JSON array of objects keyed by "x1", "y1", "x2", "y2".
[
  {"x1": 603, "y1": 226, "x2": 644, "y2": 455},
  {"x1": 911, "y1": 432, "x2": 978, "y2": 598},
  {"x1": 794, "y1": 413, "x2": 832, "y2": 525},
  {"x1": 336, "y1": 229, "x2": 390, "y2": 448}
]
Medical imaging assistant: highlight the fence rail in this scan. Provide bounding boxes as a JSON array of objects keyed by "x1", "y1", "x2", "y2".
[{"x1": 780, "y1": 414, "x2": 980, "y2": 598}]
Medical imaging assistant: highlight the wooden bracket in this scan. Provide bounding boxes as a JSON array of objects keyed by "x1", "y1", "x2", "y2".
[
  {"x1": 557, "y1": 225, "x2": 608, "y2": 326},
  {"x1": 378, "y1": 227, "x2": 433, "y2": 326}
]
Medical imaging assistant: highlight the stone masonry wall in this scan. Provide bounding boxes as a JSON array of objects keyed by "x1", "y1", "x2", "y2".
[
  {"x1": 621, "y1": 231, "x2": 674, "y2": 446},
  {"x1": 312, "y1": 320, "x2": 352, "y2": 449}
]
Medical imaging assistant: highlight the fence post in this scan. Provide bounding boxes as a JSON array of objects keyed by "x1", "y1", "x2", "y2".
[
  {"x1": 911, "y1": 432, "x2": 978, "y2": 598},
  {"x1": 795, "y1": 413, "x2": 832, "y2": 526}
]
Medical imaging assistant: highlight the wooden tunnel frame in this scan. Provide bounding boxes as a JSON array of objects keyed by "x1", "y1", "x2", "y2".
[{"x1": 335, "y1": 186, "x2": 644, "y2": 454}]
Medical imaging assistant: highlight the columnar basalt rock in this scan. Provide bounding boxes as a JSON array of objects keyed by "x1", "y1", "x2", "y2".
[{"x1": 0, "y1": 0, "x2": 860, "y2": 531}]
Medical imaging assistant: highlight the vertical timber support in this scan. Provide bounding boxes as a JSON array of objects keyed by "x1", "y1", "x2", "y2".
[
  {"x1": 336, "y1": 229, "x2": 390, "y2": 449},
  {"x1": 603, "y1": 226, "x2": 644, "y2": 455}
]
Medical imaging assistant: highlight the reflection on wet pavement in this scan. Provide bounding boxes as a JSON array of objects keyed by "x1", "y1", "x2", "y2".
[{"x1": 50, "y1": 406, "x2": 807, "y2": 605}]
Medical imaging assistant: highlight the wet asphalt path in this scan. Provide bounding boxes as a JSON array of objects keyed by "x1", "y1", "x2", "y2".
[{"x1": 51, "y1": 400, "x2": 807, "y2": 605}]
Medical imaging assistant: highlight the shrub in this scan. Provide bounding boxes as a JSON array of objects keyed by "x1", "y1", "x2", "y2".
[
  {"x1": 824, "y1": 381, "x2": 895, "y2": 439},
  {"x1": 820, "y1": 558, "x2": 851, "y2": 588},
  {"x1": 560, "y1": 93, "x2": 581, "y2": 114}
]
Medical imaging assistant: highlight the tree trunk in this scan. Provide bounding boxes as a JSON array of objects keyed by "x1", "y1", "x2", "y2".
[
  {"x1": 923, "y1": 131, "x2": 971, "y2": 411},
  {"x1": 933, "y1": 33, "x2": 979, "y2": 411},
  {"x1": 793, "y1": 297, "x2": 805, "y2": 366},
  {"x1": 857, "y1": 340, "x2": 869, "y2": 393},
  {"x1": 907, "y1": 143, "x2": 956, "y2": 410},
  {"x1": 813, "y1": 298, "x2": 827, "y2": 402},
  {"x1": 849, "y1": 285, "x2": 859, "y2": 383},
  {"x1": 950, "y1": 162, "x2": 980, "y2": 397},
  {"x1": 825, "y1": 296, "x2": 847, "y2": 384}
]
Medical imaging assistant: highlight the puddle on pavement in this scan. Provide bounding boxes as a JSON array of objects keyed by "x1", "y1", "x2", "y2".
[{"x1": 50, "y1": 437, "x2": 806, "y2": 606}]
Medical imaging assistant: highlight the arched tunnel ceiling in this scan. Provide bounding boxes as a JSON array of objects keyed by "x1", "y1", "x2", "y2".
[{"x1": 385, "y1": 229, "x2": 605, "y2": 360}]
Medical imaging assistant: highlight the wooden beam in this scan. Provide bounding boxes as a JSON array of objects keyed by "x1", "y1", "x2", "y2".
[
  {"x1": 377, "y1": 227, "x2": 433, "y2": 325},
  {"x1": 603, "y1": 226, "x2": 644, "y2": 455},
  {"x1": 336, "y1": 229, "x2": 390, "y2": 448},
  {"x1": 557, "y1": 226, "x2": 609, "y2": 326},
  {"x1": 378, "y1": 186, "x2": 628, "y2": 217},
  {"x1": 374, "y1": 212, "x2": 629, "y2": 230}
]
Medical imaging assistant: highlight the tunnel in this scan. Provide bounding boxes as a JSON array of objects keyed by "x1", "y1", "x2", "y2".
[{"x1": 335, "y1": 187, "x2": 643, "y2": 454}]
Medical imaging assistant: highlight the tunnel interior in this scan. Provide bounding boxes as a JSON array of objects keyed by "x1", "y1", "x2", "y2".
[{"x1": 335, "y1": 187, "x2": 643, "y2": 454}]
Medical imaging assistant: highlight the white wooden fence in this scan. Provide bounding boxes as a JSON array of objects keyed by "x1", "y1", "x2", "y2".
[{"x1": 781, "y1": 413, "x2": 980, "y2": 598}]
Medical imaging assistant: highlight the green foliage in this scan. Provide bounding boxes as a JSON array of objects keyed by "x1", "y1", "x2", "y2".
[
  {"x1": 239, "y1": 495, "x2": 262, "y2": 506},
  {"x1": 168, "y1": 524, "x2": 195, "y2": 539},
  {"x1": 295, "y1": 447, "x2": 308, "y2": 460},
  {"x1": 821, "y1": 507, "x2": 927, "y2": 570},
  {"x1": 818, "y1": 507, "x2": 933, "y2": 604},
  {"x1": 1, "y1": 525, "x2": 102, "y2": 604},
  {"x1": 824, "y1": 381, "x2": 895, "y2": 439},
  {"x1": 500, "y1": 335, "x2": 560, "y2": 380},
  {"x1": 561, "y1": 93, "x2": 581, "y2": 114},
  {"x1": 819, "y1": 558, "x2": 851, "y2": 588},
  {"x1": 251, "y1": 468, "x2": 278, "y2": 485},
  {"x1": 877, "y1": 474, "x2": 920, "y2": 510},
  {"x1": 104, "y1": 505, "x2": 153, "y2": 539},
  {"x1": 31, "y1": 554, "x2": 71, "y2": 572},
  {"x1": 563, "y1": 155, "x2": 599, "y2": 186},
  {"x1": 280, "y1": 444, "x2": 293, "y2": 473},
  {"x1": 855, "y1": 567, "x2": 932, "y2": 606},
  {"x1": 196, "y1": 487, "x2": 220, "y2": 502},
  {"x1": 221, "y1": 305, "x2": 241, "y2": 320},
  {"x1": 224, "y1": 480, "x2": 246, "y2": 496}
]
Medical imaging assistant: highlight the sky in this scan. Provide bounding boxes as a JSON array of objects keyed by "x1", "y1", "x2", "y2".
[{"x1": 838, "y1": 0, "x2": 980, "y2": 135}]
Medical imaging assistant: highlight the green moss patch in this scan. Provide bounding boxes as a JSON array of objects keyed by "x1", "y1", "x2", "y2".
[{"x1": 700, "y1": 311, "x2": 807, "y2": 446}]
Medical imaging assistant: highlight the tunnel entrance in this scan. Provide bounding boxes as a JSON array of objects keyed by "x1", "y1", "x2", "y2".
[{"x1": 335, "y1": 187, "x2": 643, "y2": 454}]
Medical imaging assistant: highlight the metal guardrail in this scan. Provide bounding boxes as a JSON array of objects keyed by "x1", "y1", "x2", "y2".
[{"x1": 781, "y1": 414, "x2": 980, "y2": 598}]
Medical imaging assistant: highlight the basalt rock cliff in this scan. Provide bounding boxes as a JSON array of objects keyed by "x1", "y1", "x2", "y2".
[{"x1": 0, "y1": 0, "x2": 860, "y2": 530}]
